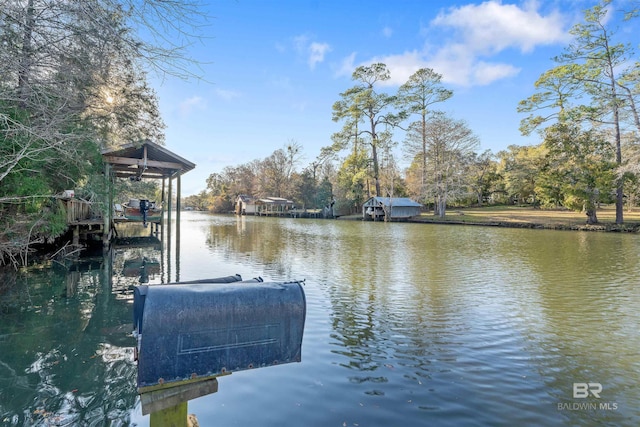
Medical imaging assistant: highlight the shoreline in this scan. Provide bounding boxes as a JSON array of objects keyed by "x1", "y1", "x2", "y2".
[
  {"x1": 334, "y1": 209, "x2": 640, "y2": 233},
  {"x1": 404, "y1": 218, "x2": 640, "y2": 232}
]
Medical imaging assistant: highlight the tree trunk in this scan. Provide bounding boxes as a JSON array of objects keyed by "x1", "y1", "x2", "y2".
[
  {"x1": 18, "y1": 0, "x2": 36, "y2": 106},
  {"x1": 606, "y1": 36, "x2": 623, "y2": 225},
  {"x1": 616, "y1": 182, "x2": 624, "y2": 224},
  {"x1": 435, "y1": 194, "x2": 446, "y2": 218},
  {"x1": 421, "y1": 114, "x2": 427, "y2": 202},
  {"x1": 586, "y1": 207, "x2": 598, "y2": 225},
  {"x1": 585, "y1": 191, "x2": 599, "y2": 224},
  {"x1": 371, "y1": 143, "x2": 381, "y2": 197}
]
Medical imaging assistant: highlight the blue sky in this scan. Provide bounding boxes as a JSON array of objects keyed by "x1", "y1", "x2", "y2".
[{"x1": 150, "y1": 0, "x2": 638, "y2": 196}]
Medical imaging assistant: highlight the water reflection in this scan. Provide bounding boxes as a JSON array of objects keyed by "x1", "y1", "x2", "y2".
[
  {"x1": 0, "y1": 223, "x2": 173, "y2": 425},
  {"x1": 1, "y1": 213, "x2": 639, "y2": 426},
  {"x1": 0, "y1": 261, "x2": 137, "y2": 426},
  {"x1": 194, "y1": 215, "x2": 640, "y2": 426}
]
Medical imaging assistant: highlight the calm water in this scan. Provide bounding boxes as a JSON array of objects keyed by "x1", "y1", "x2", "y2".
[{"x1": 1, "y1": 212, "x2": 639, "y2": 426}]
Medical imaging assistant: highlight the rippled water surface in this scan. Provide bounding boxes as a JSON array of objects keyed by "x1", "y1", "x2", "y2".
[{"x1": 1, "y1": 212, "x2": 639, "y2": 426}]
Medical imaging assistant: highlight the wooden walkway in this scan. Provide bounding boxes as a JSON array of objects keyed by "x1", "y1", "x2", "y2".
[{"x1": 63, "y1": 199, "x2": 162, "y2": 246}]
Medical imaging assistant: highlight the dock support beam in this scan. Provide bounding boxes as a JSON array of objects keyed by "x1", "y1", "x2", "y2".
[
  {"x1": 175, "y1": 172, "x2": 181, "y2": 282},
  {"x1": 103, "y1": 163, "x2": 113, "y2": 247},
  {"x1": 149, "y1": 402, "x2": 187, "y2": 427},
  {"x1": 167, "y1": 175, "x2": 172, "y2": 229},
  {"x1": 142, "y1": 378, "x2": 216, "y2": 426},
  {"x1": 176, "y1": 172, "x2": 181, "y2": 226}
]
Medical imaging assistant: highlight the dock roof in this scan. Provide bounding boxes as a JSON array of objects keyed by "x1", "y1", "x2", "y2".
[
  {"x1": 363, "y1": 197, "x2": 423, "y2": 207},
  {"x1": 101, "y1": 140, "x2": 196, "y2": 179}
]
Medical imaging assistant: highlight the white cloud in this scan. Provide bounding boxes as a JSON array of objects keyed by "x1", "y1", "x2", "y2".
[
  {"x1": 270, "y1": 76, "x2": 293, "y2": 92},
  {"x1": 425, "y1": 42, "x2": 519, "y2": 86},
  {"x1": 431, "y1": 0, "x2": 569, "y2": 54},
  {"x1": 214, "y1": 88, "x2": 241, "y2": 100},
  {"x1": 471, "y1": 61, "x2": 521, "y2": 85},
  {"x1": 309, "y1": 42, "x2": 332, "y2": 69},
  {"x1": 292, "y1": 100, "x2": 308, "y2": 112},
  {"x1": 427, "y1": 42, "x2": 476, "y2": 86},
  {"x1": 335, "y1": 52, "x2": 357, "y2": 78},
  {"x1": 368, "y1": 50, "x2": 430, "y2": 86},
  {"x1": 293, "y1": 35, "x2": 309, "y2": 54},
  {"x1": 178, "y1": 96, "x2": 206, "y2": 116},
  {"x1": 427, "y1": 1, "x2": 568, "y2": 85},
  {"x1": 292, "y1": 34, "x2": 332, "y2": 69},
  {"x1": 337, "y1": 1, "x2": 569, "y2": 87}
]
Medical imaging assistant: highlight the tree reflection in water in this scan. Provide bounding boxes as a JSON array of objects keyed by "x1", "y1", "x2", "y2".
[{"x1": 0, "y1": 254, "x2": 139, "y2": 426}]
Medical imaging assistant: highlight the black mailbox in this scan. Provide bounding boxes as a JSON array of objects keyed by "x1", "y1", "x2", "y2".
[{"x1": 133, "y1": 281, "x2": 306, "y2": 392}]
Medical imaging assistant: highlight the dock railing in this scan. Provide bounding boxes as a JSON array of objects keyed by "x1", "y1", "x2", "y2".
[{"x1": 63, "y1": 199, "x2": 94, "y2": 224}]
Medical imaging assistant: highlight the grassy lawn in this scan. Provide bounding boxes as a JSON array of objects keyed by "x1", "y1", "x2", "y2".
[
  {"x1": 340, "y1": 205, "x2": 640, "y2": 231},
  {"x1": 411, "y1": 205, "x2": 640, "y2": 230}
]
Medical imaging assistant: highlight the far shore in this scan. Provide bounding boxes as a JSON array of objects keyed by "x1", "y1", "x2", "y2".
[{"x1": 336, "y1": 205, "x2": 640, "y2": 232}]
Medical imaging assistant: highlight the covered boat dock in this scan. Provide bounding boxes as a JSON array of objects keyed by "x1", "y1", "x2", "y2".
[
  {"x1": 362, "y1": 197, "x2": 423, "y2": 221},
  {"x1": 64, "y1": 140, "x2": 195, "y2": 247},
  {"x1": 101, "y1": 140, "x2": 196, "y2": 244}
]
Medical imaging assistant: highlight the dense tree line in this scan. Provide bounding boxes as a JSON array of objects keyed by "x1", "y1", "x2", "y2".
[
  {"x1": 188, "y1": 141, "x2": 335, "y2": 213},
  {"x1": 519, "y1": 0, "x2": 640, "y2": 224},
  {"x1": 195, "y1": 1, "x2": 639, "y2": 223},
  {"x1": 0, "y1": 0, "x2": 205, "y2": 266}
]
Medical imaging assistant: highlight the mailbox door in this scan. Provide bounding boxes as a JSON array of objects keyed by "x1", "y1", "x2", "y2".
[
  {"x1": 133, "y1": 275, "x2": 248, "y2": 334},
  {"x1": 136, "y1": 281, "x2": 305, "y2": 390}
]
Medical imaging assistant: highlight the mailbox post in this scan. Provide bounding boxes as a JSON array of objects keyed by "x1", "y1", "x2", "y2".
[
  {"x1": 133, "y1": 279, "x2": 306, "y2": 425},
  {"x1": 145, "y1": 377, "x2": 219, "y2": 426}
]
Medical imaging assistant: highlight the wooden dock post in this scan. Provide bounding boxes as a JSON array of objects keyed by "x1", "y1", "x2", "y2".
[
  {"x1": 149, "y1": 402, "x2": 187, "y2": 427},
  {"x1": 148, "y1": 403, "x2": 201, "y2": 427},
  {"x1": 103, "y1": 163, "x2": 113, "y2": 247},
  {"x1": 141, "y1": 377, "x2": 217, "y2": 426}
]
